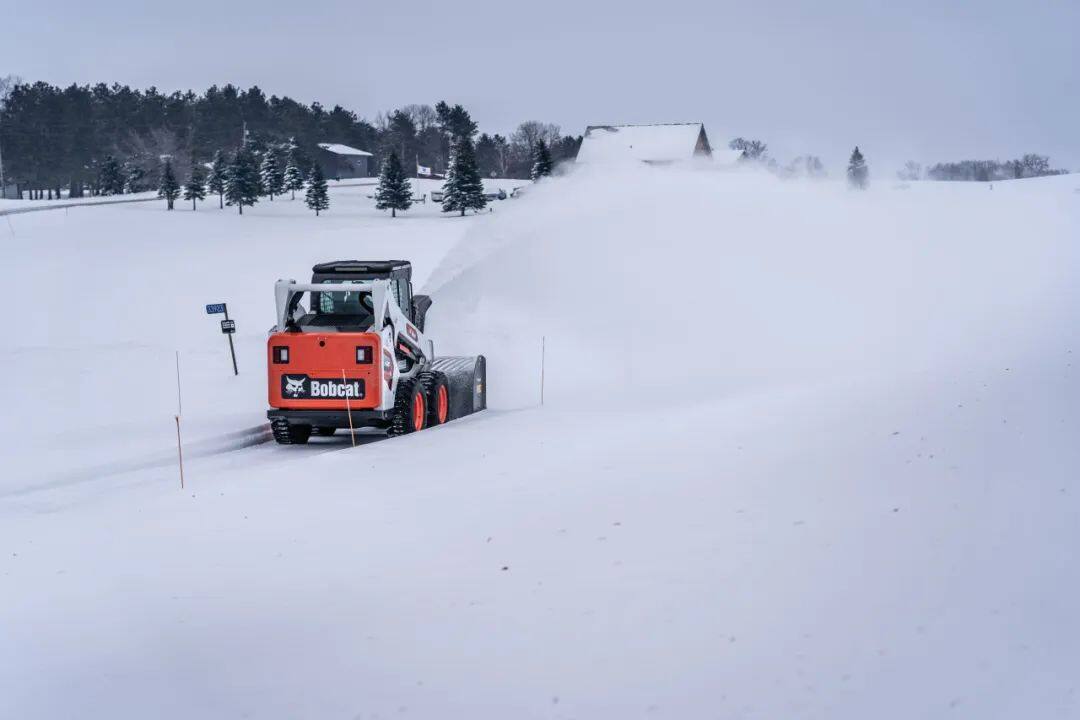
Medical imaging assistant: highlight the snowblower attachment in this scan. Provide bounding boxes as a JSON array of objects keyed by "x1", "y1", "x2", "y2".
[{"x1": 432, "y1": 356, "x2": 487, "y2": 418}]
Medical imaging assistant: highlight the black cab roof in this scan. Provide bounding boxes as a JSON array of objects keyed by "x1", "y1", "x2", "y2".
[{"x1": 311, "y1": 260, "x2": 412, "y2": 281}]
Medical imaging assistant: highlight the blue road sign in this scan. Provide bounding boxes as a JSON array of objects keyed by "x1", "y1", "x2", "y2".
[{"x1": 206, "y1": 303, "x2": 226, "y2": 315}]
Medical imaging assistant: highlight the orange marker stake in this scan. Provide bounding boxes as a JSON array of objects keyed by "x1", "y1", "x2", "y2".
[{"x1": 342, "y1": 369, "x2": 356, "y2": 447}]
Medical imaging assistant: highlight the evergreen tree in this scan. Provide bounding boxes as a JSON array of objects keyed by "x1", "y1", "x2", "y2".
[
  {"x1": 435, "y1": 101, "x2": 478, "y2": 144},
  {"x1": 847, "y1": 146, "x2": 869, "y2": 190},
  {"x1": 158, "y1": 158, "x2": 180, "y2": 210},
  {"x1": 283, "y1": 160, "x2": 304, "y2": 200},
  {"x1": 475, "y1": 133, "x2": 500, "y2": 178},
  {"x1": 224, "y1": 147, "x2": 261, "y2": 214},
  {"x1": 374, "y1": 152, "x2": 413, "y2": 217},
  {"x1": 282, "y1": 145, "x2": 306, "y2": 201},
  {"x1": 183, "y1": 162, "x2": 206, "y2": 210},
  {"x1": 241, "y1": 136, "x2": 265, "y2": 195},
  {"x1": 206, "y1": 150, "x2": 228, "y2": 208},
  {"x1": 124, "y1": 162, "x2": 147, "y2": 194},
  {"x1": 286, "y1": 138, "x2": 310, "y2": 173},
  {"x1": 98, "y1": 155, "x2": 125, "y2": 195},
  {"x1": 305, "y1": 163, "x2": 330, "y2": 216},
  {"x1": 381, "y1": 111, "x2": 418, "y2": 166},
  {"x1": 531, "y1": 138, "x2": 553, "y2": 180},
  {"x1": 442, "y1": 137, "x2": 486, "y2": 216},
  {"x1": 281, "y1": 138, "x2": 309, "y2": 200},
  {"x1": 260, "y1": 149, "x2": 284, "y2": 200}
]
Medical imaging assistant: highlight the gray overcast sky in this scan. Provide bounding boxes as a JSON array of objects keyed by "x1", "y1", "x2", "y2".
[{"x1": 3, "y1": 0, "x2": 1077, "y2": 173}]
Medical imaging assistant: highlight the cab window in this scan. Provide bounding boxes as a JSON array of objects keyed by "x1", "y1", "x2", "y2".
[
  {"x1": 395, "y1": 279, "x2": 413, "y2": 318},
  {"x1": 316, "y1": 280, "x2": 372, "y2": 317}
]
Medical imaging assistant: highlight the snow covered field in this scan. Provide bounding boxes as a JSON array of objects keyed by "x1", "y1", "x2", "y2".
[{"x1": 2, "y1": 168, "x2": 1079, "y2": 719}]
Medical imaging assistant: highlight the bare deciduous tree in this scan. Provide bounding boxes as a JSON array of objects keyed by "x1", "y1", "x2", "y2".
[
  {"x1": 0, "y1": 74, "x2": 22, "y2": 109},
  {"x1": 897, "y1": 161, "x2": 922, "y2": 181},
  {"x1": 400, "y1": 104, "x2": 438, "y2": 132},
  {"x1": 511, "y1": 121, "x2": 562, "y2": 152},
  {"x1": 729, "y1": 137, "x2": 768, "y2": 162}
]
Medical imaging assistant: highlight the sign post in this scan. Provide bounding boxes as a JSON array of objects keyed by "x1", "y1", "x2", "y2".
[{"x1": 206, "y1": 303, "x2": 239, "y2": 376}]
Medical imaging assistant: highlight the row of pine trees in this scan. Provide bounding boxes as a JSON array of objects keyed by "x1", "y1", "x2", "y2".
[
  {"x1": 158, "y1": 114, "x2": 558, "y2": 217},
  {"x1": 157, "y1": 138, "x2": 329, "y2": 214},
  {"x1": 374, "y1": 122, "x2": 554, "y2": 217}
]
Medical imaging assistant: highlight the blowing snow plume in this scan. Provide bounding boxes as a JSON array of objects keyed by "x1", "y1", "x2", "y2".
[{"x1": 425, "y1": 165, "x2": 1079, "y2": 408}]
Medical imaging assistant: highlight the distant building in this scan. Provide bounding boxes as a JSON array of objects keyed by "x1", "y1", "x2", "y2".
[
  {"x1": 316, "y1": 143, "x2": 374, "y2": 179},
  {"x1": 575, "y1": 123, "x2": 726, "y2": 165},
  {"x1": 1, "y1": 180, "x2": 22, "y2": 200}
]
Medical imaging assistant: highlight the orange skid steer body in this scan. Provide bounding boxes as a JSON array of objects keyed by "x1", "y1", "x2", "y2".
[
  {"x1": 268, "y1": 331, "x2": 385, "y2": 410},
  {"x1": 266, "y1": 261, "x2": 486, "y2": 444}
]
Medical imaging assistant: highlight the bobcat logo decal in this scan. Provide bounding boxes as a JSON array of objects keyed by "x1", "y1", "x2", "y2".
[
  {"x1": 284, "y1": 375, "x2": 307, "y2": 397},
  {"x1": 280, "y1": 374, "x2": 363, "y2": 400}
]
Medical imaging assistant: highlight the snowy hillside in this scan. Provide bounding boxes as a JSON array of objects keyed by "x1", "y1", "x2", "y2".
[{"x1": 2, "y1": 169, "x2": 1079, "y2": 719}]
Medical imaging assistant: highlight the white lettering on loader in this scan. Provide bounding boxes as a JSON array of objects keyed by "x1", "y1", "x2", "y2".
[{"x1": 310, "y1": 380, "x2": 360, "y2": 398}]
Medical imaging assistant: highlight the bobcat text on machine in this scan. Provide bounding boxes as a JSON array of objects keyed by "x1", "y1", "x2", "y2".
[{"x1": 266, "y1": 260, "x2": 486, "y2": 444}]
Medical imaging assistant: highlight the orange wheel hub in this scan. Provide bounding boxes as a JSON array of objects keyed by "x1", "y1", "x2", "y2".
[
  {"x1": 437, "y1": 385, "x2": 449, "y2": 424},
  {"x1": 412, "y1": 392, "x2": 425, "y2": 431}
]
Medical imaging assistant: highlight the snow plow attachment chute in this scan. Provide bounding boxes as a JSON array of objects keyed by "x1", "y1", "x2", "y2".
[{"x1": 432, "y1": 355, "x2": 487, "y2": 420}]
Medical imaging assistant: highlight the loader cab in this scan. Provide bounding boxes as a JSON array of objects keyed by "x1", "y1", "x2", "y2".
[
  {"x1": 309, "y1": 260, "x2": 432, "y2": 331},
  {"x1": 311, "y1": 260, "x2": 413, "y2": 319}
]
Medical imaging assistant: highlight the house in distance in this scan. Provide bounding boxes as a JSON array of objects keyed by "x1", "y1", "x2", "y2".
[
  {"x1": 316, "y1": 143, "x2": 375, "y2": 179},
  {"x1": 575, "y1": 123, "x2": 724, "y2": 165}
]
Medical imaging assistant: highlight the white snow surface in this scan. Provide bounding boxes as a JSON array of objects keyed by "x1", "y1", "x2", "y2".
[{"x1": 2, "y1": 168, "x2": 1079, "y2": 719}]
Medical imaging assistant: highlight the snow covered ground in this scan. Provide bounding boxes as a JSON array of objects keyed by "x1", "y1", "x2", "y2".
[
  {"x1": 0, "y1": 179, "x2": 513, "y2": 495},
  {"x1": 2, "y1": 168, "x2": 1079, "y2": 719}
]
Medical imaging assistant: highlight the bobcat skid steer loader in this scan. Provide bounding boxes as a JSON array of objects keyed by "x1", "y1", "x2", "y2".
[{"x1": 267, "y1": 260, "x2": 486, "y2": 444}]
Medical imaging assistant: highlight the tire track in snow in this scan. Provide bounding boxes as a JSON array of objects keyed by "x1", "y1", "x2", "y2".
[
  {"x1": 0, "y1": 424, "x2": 274, "y2": 498},
  {"x1": 1, "y1": 426, "x2": 396, "y2": 500}
]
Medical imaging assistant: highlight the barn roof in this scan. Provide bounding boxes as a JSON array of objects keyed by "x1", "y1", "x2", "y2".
[
  {"x1": 575, "y1": 123, "x2": 711, "y2": 163},
  {"x1": 317, "y1": 143, "x2": 373, "y2": 157}
]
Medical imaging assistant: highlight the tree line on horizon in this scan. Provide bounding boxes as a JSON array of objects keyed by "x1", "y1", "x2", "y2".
[
  {"x1": 899, "y1": 155, "x2": 1067, "y2": 182},
  {"x1": 151, "y1": 99, "x2": 553, "y2": 218},
  {"x1": 0, "y1": 78, "x2": 582, "y2": 199},
  {"x1": 728, "y1": 134, "x2": 1067, "y2": 186}
]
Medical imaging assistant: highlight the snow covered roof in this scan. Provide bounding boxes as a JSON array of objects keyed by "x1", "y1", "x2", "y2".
[
  {"x1": 575, "y1": 123, "x2": 712, "y2": 164},
  {"x1": 317, "y1": 143, "x2": 373, "y2": 157}
]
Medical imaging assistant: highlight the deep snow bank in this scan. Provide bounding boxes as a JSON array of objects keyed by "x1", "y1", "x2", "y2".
[{"x1": 427, "y1": 166, "x2": 1079, "y2": 406}]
